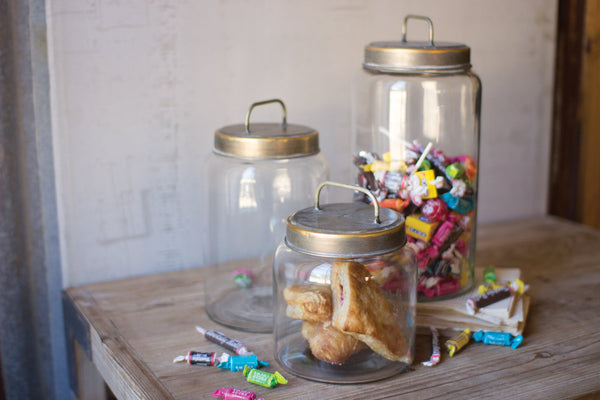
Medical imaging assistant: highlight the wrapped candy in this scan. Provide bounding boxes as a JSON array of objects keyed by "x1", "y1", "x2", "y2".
[{"x1": 353, "y1": 142, "x2": 477, "y2": 299}]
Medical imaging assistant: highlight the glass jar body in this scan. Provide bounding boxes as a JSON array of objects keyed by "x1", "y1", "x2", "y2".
[
  {"x1": 273, "y1": 243, "x2": 416, "y2": 383},
  {"x1": 203, "y1": 152, "x2": 329, "y2": 332},
  {"x1": 352, "y1": 69, "x2": 481, "y2": 301}
]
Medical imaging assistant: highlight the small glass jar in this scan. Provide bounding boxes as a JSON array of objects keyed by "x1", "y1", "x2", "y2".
[
  {"x1": 204, "y1": 99, "x2": 329, "y2": 333},
  {"x1": 351, "y1": 15, "x2": 481, "y2": 300},
  {"x1": 274, "y1": 182, "x2": 416, "y2": 383}
]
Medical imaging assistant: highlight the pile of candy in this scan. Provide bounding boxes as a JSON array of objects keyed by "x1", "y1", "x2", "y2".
[
  {"x1": 353, "y1": 141, "x2": 477, "y2": 298},
  {"x1": 173, "y1": 326, "x2": 286, "y2": 399}
]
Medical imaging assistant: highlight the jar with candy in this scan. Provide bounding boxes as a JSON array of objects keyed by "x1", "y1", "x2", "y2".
[
  {"x1": 274, "y1": 182, "x2": 416, "y2": 383},
  {"x1": 352, "y1": 15, "x2": 481, "y2": 300},
  {"x1": 204, "y1": 99, "x2": 329, "y2": 333}
]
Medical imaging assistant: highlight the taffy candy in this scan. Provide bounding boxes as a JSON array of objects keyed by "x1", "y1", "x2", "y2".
[
  {"x1": 473, "y1": 330, "x2": 523, "y2": 349},
  {"x1": 445, "y1": 328, "x2": 471, "y2": 357},
  {"x1": 212, "y1": 387, "x2": 268, "y2": 400},
  {"x1": 196, "y1": 326, "x2": 252, "y2": 355},
  {"x1": 217, "y1": 354, "x2": 269, "y2": 372},
  {"x1": 466, "y1": 285, "x2": 512, "y2": 315},
  {"x1": 242, "y1": 365, "x2": 287, "y2": 388},
  {"x1": 172, "y1": 351, "x2": 227, "y2": 366}
]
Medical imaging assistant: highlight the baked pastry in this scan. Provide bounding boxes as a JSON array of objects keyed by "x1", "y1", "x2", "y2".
[
  {"x1": 330, "y1": 260, "x2": 406, "y2": 361},
  {"x1": 283, "y1": 284, "x2": 332, "y2": 322},
  {"x1": 301, "y1": 321, "x2": 367, "y2": 364}
]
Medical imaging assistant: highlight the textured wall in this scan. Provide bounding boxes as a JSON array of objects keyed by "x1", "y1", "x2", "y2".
[
  {"x1": 46, "y1": 0, "x2": 558, "y2": 286},
  {"x1": 1, "y1": 0, "x2": 67, "y2": 398}
]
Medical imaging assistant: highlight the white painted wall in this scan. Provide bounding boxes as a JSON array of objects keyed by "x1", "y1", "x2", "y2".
[{"x1": 46, "y1": 0, "x2": 557, "y2": 287}]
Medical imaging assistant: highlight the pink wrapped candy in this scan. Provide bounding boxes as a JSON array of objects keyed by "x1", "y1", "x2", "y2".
[{"x1": 212, "y1": 387, "x2": 268, "y2": 400}]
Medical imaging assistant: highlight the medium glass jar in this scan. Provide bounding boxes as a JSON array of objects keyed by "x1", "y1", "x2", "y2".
[
  {"x1": 274, "y1": 182, "x2": 416, "y2": 383},
  {"x1": 351, "y1": 15, "x2": 481, "y2": 300},
  {"x1": 204, "y1": 99, "x2": 329, "y2": 333}
]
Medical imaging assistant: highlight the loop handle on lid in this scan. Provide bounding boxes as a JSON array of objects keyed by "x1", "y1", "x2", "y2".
[
  {"x1": 402, "y1": 15, "x2": 434, "y2": 46},
  {"x1": 315, "y1": 181, "x2": 380, "y2": 224},
  {"x1": 244, "y1": 99, "x2": 287, "y2": 133}
]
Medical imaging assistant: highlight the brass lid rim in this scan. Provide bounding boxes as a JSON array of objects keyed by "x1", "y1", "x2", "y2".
[
  {"x1": 285, "y1": 209, "x2": 407, "y2": 257},
  {"x1": 214, "y1": 124, "x2": 320, "y2": 159},
  {"x1": 284, "y1": 235, "x2": 408, "y2": 258},
  {"x1": 364, "y1": 41, "x2": 471, "y2": 70},
  {"x1": 363, "y1": 62, "x2": 471, "y2": 73}
]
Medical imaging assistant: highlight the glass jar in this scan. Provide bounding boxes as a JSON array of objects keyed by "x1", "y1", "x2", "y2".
[
  {"x1": 351, "y1": 15, "x2": 481, "y2": 300},
  {"x1": 274, "y1": 182, "x2": 416, "y2": 383},
  {"x1": 204, "y1": 99, "x2": 329, "y2": 333}
]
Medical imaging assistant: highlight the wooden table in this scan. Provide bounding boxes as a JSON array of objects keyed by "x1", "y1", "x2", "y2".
[{"x1": 63, "y1": 216, "x2": 600, "y2": 399}]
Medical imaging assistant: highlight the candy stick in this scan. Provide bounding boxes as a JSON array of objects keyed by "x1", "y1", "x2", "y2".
[
  {"x1": 196, "y1": 326, "x2": 252, "y2": 355},
  {"x1": 414, "y1": 142, "x2": 433, "y2": 171}
]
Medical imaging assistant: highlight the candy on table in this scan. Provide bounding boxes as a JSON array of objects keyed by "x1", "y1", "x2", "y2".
[
  {"x1": 172, "y1": 351, "x2": 228, "y2": 366},
  {"x1": 232, "y1": 269, "x2": 253, "y2": 289},
  {"x1": 422, "y1": 326, "x2": 441, "y2": 367},
  {"x1": 212, "y1": 387, "x2": 268, "y2": 400},
  {"x1": 473, "y1": 330, "x2": 523, "y2": 349},
  {"x1": 242, "y1": 365, "x2": 287, "y2": 388},
  {"x1": 217, "y1": 354, "x2": 270, "y2": 372},
  {"x1": 196, "y1": 326, "x2": 252, "y2": 355},
  {"x1": 445, "y1": 328, "x2": 472, "y2": 357}
]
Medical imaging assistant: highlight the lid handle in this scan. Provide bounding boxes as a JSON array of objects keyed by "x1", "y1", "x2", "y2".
[
  {"x1": 315, "y1": 181, "x2": 381, "y2": 224},
  {"x1": 402, "y1": 15, "x2": 434, "y2": 46},
  {"x1": 244, "y1": 99, "x2": 287, "y2": 133}
]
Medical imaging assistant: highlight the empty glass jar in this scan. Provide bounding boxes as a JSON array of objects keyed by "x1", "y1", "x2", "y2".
[
  {"x1": 351, "y1": 15, "x2": 481, "y2": 300},
  {"x1": 274, "y1": 182, "x2": 416, "y2": 383},
  {"x1": 204, "y1": 99, "x2": 329, "y2": 333}
]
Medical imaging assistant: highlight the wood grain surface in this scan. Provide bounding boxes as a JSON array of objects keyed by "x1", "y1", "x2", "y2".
[{"x1": 64, "y1": 216, "x2": 600, "y2": 399}]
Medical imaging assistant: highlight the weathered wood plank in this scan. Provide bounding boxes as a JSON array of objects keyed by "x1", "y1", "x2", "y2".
[{"x1": 63, "y1": 216, "x2": 600, "y2": 399}]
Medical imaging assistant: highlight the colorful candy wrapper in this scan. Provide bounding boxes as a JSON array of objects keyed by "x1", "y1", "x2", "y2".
[
  {"x1": 232, "y1": 269, "x2": 253, "y2": 289},
  {"x1": 466, "y1": 285, "x2": 512, "y2": 315},
  {"x1": 217, "y1": 354, "x2": 270, "y2": 372},
  {"x1": 212, "y1": 387, "x2": 268, "y2": 400},
  {"x1": 172, "y1": 351, "x2": 227, "y2": 366},
  {"x1": 196, "y1": 326, "x2": 252, "y2": 355},
  {"x1": 473, "y1": 330, "x2": 523, "y2": 349},
  {"x1": 422, "y1": 326, "x2": 441, "y2": 366},
  {"x1": 243, "y1": 365, "x2": 287, "y2": 388},
  {"x1": 445, "y1": 328, "x2": 471, "y2": 357}
]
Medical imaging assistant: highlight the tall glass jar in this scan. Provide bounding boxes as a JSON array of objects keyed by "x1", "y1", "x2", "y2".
[
  {"x1": 274, "y1": 182, "x2": 416, "y2": 383},
  {"x1": 352, "y1": 15, "x2": 481, "y2": 300},
  {"x1": 204, "y1": 99, "x2": 329, "y2": 333}
]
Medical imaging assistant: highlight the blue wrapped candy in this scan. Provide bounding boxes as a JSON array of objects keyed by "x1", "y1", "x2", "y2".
[{"x1": 473, "y1": 330, "x2": 523, "y2": 349}]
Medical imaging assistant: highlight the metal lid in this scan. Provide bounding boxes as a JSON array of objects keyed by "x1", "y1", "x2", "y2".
[
  {"x1": 364, "y1": 15, "x2": 471, "y2": 73},
  {"x1": 214, "y1": 99, "x2": 320, "y2": 159},
  {"x1": 285, "y1": 182, "x2": 406, "y2": 257}
]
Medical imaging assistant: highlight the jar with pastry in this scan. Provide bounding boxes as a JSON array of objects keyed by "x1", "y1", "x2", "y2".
[{"x1": 273, "y1": 181, "x2": 416, "y2": 383}]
